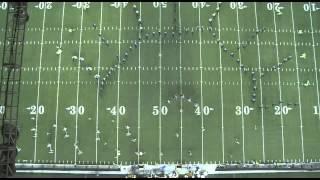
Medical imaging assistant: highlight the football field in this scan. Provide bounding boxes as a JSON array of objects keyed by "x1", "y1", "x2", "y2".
[{"x1": 1, "y1": 2, "x2": 320, "y2": 166}]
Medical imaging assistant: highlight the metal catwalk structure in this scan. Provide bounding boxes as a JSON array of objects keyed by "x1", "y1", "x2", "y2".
[{"x1": 0, "y1": 2, "x2": 28, "y2": 178}]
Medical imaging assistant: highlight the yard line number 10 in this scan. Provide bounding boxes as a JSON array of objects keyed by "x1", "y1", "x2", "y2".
[{"x1": 313, "y1": 106, "x2": 320, "y2": 115}]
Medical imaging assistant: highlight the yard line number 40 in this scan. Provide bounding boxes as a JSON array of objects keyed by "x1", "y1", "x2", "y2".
[
  {"x1": 195, "y1": 106, "x2": 214, "y2": 116},
  {"x1": 107, "y1": 106, "x2": 126, "y2": 116},
  {"x1": 109, "y1": 2, "x2": 166, "y2": 8}
]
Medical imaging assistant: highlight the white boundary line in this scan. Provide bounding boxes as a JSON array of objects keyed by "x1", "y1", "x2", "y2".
[
  {"x1": 15, "y1": 168, "x2": 320, "y2": 175},
  {"x1": 116, "y1": 5, "x2": 122, "y2": 165},
  {"x1": 33, "y1": 7, "x2": 47, "y2": 162},
  {"x1": 272, "y1": 3, "x2": 285, "y2": 162},
  {"x1": 290, "y1": 2, "x2": 305, "y2": 162},
  {"x1": 54, "y1": 2, "x2": 65, "y2": 163},
  {"x1": 95, "y1": 2, "x2": 103, "y2": 164},
  {"x1": 308, "y1": 2, "x2": 320, "y2": 121},
  {"x1": 254, "y1": 2, "x2": 265, "y2": 162},
  {"x1": 18, "y1": 25, "x2": 320, "y2": 34},
  {"x1": 198, "y1": 6, "x2": 205, "y2": 164},
  {"x1": 158, "y1": 4, "x2": 163, "y2": 164},
  {"x1": 178, "y1": 2, "x2": 183, "y2": 163},
  {"x1": 12, "y1": 39, "x2": 320, "y2": 47},
  {"x1": 137, "y1": 2, "x2": 142, "y2": 164},
  {"x1": 74, "y1": 6, "x2": 84, "y2": 165},
  {"x1": 217, "y1": 2, "x2": 225, "y2": 163},
  {"x1": 235, "y1": 4, "x2": 246, "y2": 163}
]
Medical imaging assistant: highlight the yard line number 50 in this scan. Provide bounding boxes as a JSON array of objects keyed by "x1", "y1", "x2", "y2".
[
  {"x1": 152, "y1": 106, "x2": 168, "y2": 116},
  {"x1": 153, "y1": 2, "x2": 167, "y2": 8}
]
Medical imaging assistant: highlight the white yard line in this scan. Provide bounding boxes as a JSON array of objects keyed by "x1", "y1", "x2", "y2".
[
  {"x1": 254, "y1": 2, "x2": 265, "y2": 162},
  {"x1": 308, "y1": 2, "x2": 320, "y2": 121},
  {"x1": 158, "y1": 5, "x2": 163, "y2": 164},
  {"x1": 33, "y1": 7, "x2": 47, "y2": 162},
  {"x1": 217, "y1": 2, "x2": 225, "y2": 163},
  {"x1": 272, "y1": 3, "x2": 285, "y2": 162},
  {"x1": 54, "y1": 2, "x2": 65, "y2": 163},
  {"x1": 137, "y1": 2, "x2": 142, "y2": 164},
  {"x1": 235, "y1": 5, "x2": 246, "y2": 163},
  {"x1": 198, "y1": 6, "x2": 205, "y2": 164},
  {"x1": 95, "y1": 2, "x2": 103, "y2": 163},
  {"x1": 290, "y1": 2, "x2": 305, "y2": 162},
  {"x1": 116, "y1": 6, "x2": 122, "y2": 165},
  {"x1": 74, "y1": 6, "x2": 84, "y2": 165},
  {"x1": 178, "y1": 2, "x2": 183, "y2": 163}
]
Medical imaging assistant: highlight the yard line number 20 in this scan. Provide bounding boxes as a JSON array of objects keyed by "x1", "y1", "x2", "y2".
[
  {"x1": 35, "y1": 2, "x2": 53, "y2": 9},
  {"x1": 27, "y1": 105, "x2": 45, "y2": 115}
]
